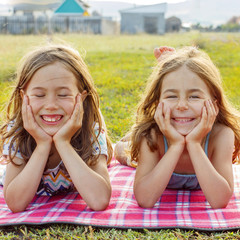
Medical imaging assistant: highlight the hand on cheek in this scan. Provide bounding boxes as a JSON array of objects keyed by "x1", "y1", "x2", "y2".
[
  {"x1": 186, "y1": 99, "x2": 218, "y2": 144},
  {"x1": 22, "y1": 94, "x2": 52, "y2": 145},
  {"x1": 154, "y1": 102, "x2": 185, "y2": 147},
  {"x1": 53, "y1": 91, "x2": 87, "y2": 144}
]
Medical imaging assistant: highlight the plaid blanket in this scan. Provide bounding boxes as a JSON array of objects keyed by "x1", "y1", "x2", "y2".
[{"x1": 0, "y1": 162, "x2": 240, "y2": 231}]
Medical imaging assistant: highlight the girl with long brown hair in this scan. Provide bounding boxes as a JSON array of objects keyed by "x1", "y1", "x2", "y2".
[{"x1": 0, "y1": 44, "x2": 112, "y2": 212}]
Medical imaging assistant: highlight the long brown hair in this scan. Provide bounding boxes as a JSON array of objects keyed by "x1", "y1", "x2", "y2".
[
  {"x1": 0, "y1": 44, "x2": 113, "y2": 165},
  {"x1": 130, "y1": 46, "x2": 240, "y2": 163}
]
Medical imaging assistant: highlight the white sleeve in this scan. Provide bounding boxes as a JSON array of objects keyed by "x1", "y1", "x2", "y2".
[
  {"x1": 2, "y1": 123, "x2": 23, "y2": 159},
  {"x1": 92, "y1": 123, "x2": 108, "y2": 159}
]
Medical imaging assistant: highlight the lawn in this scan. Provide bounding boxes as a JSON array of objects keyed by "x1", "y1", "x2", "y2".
[{"x1": 0, "y1": 32, "x2": 240, "y2": 239}]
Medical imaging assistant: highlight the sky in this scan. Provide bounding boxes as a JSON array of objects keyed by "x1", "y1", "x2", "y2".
[
  {"x1": 1, "y1": 0, "x2": 185, "y2": 5},
  {"x1": 89, "y1": 0, "x2": 184, "y2": 4}
]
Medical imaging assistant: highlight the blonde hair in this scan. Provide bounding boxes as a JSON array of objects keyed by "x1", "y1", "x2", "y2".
[
  {"x1": 0, "y1": 44, "x2": 113, "y2": 165},
  {"x1": 130, "y1": 46, "x2": 240, "y2": 163}
]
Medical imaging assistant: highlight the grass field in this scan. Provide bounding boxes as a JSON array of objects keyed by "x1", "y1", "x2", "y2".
[{"x1": 0, "y1": 32, "x2": 240, "y2": 239}]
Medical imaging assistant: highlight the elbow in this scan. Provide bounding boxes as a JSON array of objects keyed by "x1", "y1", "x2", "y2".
[
  {"x1": 209, "y1": 191, "x2": 233, "y2": 209},
  {"x1": 88, "y1": 196, "x2": 110, "y2": 211},
  {"x1": 6, "y1": 200, "x2": 27, "y2": 213},
  {"x1": 9, "y1": 205, "x2": 26, "y2": 213},
  {"x1": 134, "y1": 190, "x2": 156, "y2": 209},
  {"x1": 4, "y1": 193, "x2": 27, "y2": 213},
  {"x1": 87, "y1": 190, "x2": 111, "y2": 211},
  {"x1": 210, "y1": 201, "x2": 229, "y2": 209},
  {"x1": 137, "y1": 200, "x2": 155, "y2": 209}
]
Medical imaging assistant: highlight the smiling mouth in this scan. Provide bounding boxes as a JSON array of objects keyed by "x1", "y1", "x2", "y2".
[
  {"x1": 41, "y1": 115, "x2": 63, "y2": 123},
  {"x1": 172, "y1": 118, "x2": 194, "y2": 123}
]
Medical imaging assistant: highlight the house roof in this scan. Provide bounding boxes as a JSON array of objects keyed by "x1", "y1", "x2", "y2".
[
  {"x1": 120, "y1": 3, "x2": 167, "y2": 14},
  {"x1": 54, "y1": 0, "x2": 84, "y2": 14}
]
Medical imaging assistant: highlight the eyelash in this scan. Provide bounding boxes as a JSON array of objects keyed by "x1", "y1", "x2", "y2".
[
  {"x1": 166, "y1": 95, "x2": 177, "y2": 98},
  {"x1": 165, "y1": 95, "x2": 200, "y2": 99},
  {"x1": 35, "y1": 94, "x2": 69, "y2": 97},
  {"x1": 58, "y1": 95, "x2": 68, "y2": 97},
  {"x1": 189, "y1": 96, "x2": 200, "y2": 99}
]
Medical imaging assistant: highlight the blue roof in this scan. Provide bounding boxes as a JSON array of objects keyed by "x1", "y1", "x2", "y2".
[{"x1": 55, "y1": 0, "x2": 84, "y2": 14}]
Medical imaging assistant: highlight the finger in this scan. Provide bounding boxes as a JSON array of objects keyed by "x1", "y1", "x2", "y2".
[
  {"x1": 164, "y1": 106, "x2": 171, "y2": 126},
  {"x1": 22, "y1": 95, "x2": 30, "y2": 127},
  {"x1": 200, "y1": 105, "x2": 209, "y2": 130},
  {"x1": 205, "y1": 100, "x2": 216, "y2": 125},
  {"x1": 213, "y1": 100, "x2": 219, "y2": 114},
  {"x1": 71, "y1": 94, "x2": 83, "y2": 127}
]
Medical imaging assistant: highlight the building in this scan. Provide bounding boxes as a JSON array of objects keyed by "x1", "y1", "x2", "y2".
[
  {"x1": 165, "y1": 16, "x2": 182, "y2": 32},
  {"x1": 120, "y1": 3, "x2": 167, "y2": 34},
  {"x1": 54, "y1": 0, "x2": 89, "y2": 16}
]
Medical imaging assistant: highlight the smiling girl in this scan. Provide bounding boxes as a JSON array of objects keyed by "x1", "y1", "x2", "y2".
[
  {"x1": 0, "y1": 44, "x2": 113, "y2": 212},
  {"x1": 115, "y1": 46, "x2": 240, "y2": 209}
]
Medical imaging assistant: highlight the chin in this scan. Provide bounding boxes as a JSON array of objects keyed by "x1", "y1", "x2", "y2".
[
  {"x1": 41, "y1": 127, "x2": 59, "y2": 136},
  {"x1": 175, "y1": 127, "x2": 194, "y2": 136}
]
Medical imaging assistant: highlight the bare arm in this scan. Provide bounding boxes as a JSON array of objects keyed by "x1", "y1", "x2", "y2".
[
  {"x1": 134, "y1": 137, "x2": 184, "y2": 208},
  {"x1": 134, "y1": 102, "x2": 185, "y2": 208},
  {"x1": 55, "y1": 141, "x2": 111, "y2": 211},
  {"x1": 3, "y1": 143, "x2": 51, "y2": 212},
  {"x1": 53, "y1": 93, "x2": 111, "y2": 211},
  {"x1": 187, "y1": 127, "x2": 234, "y2": 209},
  {"x1": 186, "y1": 100, "x2": 234, "y2": 208},
  {"x1": 3, "y1": 94, "x2": 52, "y2": 212}
]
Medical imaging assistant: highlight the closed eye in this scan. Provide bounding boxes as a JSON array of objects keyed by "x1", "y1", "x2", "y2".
[
  {"x1": 35, "y1": 95, "x2": 45, "y2": 97},
  {"x1": 189, "y1": 95, "x2": 200, "y2": 99},
  {"x1": 166, "y1": 95, "x2": 177, "y2": 98},
  {"x1": 58, "y1": 95, "x2": 68, "y2": 97}
]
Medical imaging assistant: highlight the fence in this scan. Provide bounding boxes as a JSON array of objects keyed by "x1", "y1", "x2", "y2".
[{"x1": 0, "y1": 15, "x2": 119, "y2": 35}]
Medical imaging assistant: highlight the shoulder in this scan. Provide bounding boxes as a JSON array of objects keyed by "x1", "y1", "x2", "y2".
[
  {"x1": 139, "y1": 128, "x2": 163, "y2": 157},
  {"x1": 209, "y1": 124, "x2": 234, "y2": 158},
  {"x1": 210, "y1": 124, "x2": 234, "y2": 142}
]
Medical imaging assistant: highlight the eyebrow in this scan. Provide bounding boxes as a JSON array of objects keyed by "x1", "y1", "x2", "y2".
[
  {"x1": 31, "y1": 86, "x2": 72, "y2": 91},
  {"x1": 162, "y1": 88, "x2": 205, "y2": 94}
]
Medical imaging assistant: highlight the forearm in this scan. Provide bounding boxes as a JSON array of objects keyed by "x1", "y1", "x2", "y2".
[
  {"x1": 134, "y1": 145, "x2": 183, "y2": 208},
  {"x1": 4, "y1": 144, "x2": 50, "y2": 212},
  {"x1": 55, "y1": 141, "x2": 111, "y2": 210},
  {"x1": 187, "y1": 143, "x2": 233, "y2": 208}
]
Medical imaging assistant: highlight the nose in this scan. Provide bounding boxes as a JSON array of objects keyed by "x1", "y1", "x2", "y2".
[
  {"x1": 44, "y1": 95, "x2": 59, "y2": 111},
  {"x1": 176, "y1": 99, "x2": 189, "y2": 111}
]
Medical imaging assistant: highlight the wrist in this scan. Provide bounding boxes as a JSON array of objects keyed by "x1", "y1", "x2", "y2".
[
  {"x1": 36, "y1": 141, "x2": 52, "y2": 150},
  {"x1": 54, "y1": 138, "x2": 71, "y2": 149},
  {"x1": 186, "y1": 141, "x2": 202, "y2": 152},
  {"x1": 168, "y1": 143, "x2": 185, "y2": 153}
]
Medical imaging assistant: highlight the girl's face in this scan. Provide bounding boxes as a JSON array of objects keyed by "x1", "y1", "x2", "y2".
[
  {"x1": 24, "y1": 62, "x2": 80, "y2": 136},
  {"x1": 159, "y1": 65, "x2": 213, "y2": 136}
]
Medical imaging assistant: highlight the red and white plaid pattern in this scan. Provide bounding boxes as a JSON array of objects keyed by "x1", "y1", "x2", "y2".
[{"x1": 0, "y1": 161, "x2": 240, "y2": 230}]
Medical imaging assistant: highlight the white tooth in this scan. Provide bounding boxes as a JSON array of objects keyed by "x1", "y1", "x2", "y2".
[
  {"x1": 42, "y1": 116, "x2": 61, "y2": 122},
  {"x1": 175, "y1": 118, "x2": 191, "y2": 122}
]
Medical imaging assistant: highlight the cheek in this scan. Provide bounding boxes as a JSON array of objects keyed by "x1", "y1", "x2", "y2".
[
  {"x1": 28, "y1": 98, "x2": 43, "y2": 114},
  {"x1": 189, "y1": 101, "x2": 205, "y2": 115},
  {"x1": 60, "y1": 99, "x2": 76, "y2": 115},
  {"x1": 161, "y1": 100, "x2": 174, "y2": 113}
]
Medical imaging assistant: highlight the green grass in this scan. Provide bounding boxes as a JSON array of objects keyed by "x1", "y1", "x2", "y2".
[
  {"x1": 0, "y1": 225, "x2": 240, "y2": 239},
  {"x1": 0, "y1": 32, "x2": 240, "y2": 238}
]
